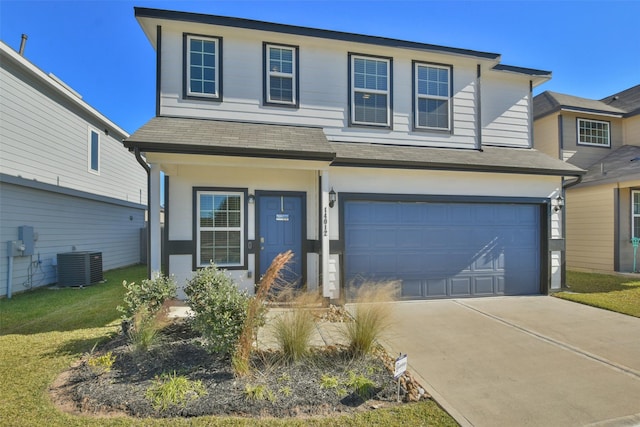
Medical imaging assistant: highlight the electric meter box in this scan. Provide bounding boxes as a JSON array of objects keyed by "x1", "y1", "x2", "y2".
[{"x1": 18, "y1": 226, "x2": 35, "y2": 256}]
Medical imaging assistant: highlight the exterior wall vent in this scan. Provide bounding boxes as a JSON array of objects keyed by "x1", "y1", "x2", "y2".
[{"x1": 56, "y1": 252, "x2": 103, "y2": 287}]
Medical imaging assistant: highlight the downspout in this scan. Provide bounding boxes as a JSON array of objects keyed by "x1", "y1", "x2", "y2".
[
  {"x1": 134, "y1": 147, "x2": 151, "y2": 279},
  {"x1": 559, "y1": 174, "x2": 584, "y2": 287},
  {"x1": 475, "y1": 64, "x2": 483, "y2": 151}
]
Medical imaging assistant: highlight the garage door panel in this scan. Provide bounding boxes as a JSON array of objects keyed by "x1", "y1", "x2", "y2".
[
  {"x1": 398, "y1": 254, "x2": 426, "y2": 273},
  {"x1": 400, "y1": 204, "x2": 426, "y2": 223},
  {"x1": 450, "y1": 205, "x2": 473, "y2": 222},
  {"x1": 371, "y1": 228, "x2": 397, "y2": 247},
  {"x1": 401, "y1": 279, "x2": 423, "y2": 298},
  {"x1": 397, "y1": 229, "x2": 423, "y2": 248},
  {"x1": 345, "y1": 201, "x2": 541, "y2": 299},
  {"x1": 451, "y1": 277, "x2": 473, "y2": 296},
  {"x1": 474, "y1": 276, "x2": 496, "y2": 295},
  {"x1": 426, "y1": 278, "x2": 448, "y2": 297},
  {"x1": 373, "y1": 204, "x2": 397, "y2": 222}
]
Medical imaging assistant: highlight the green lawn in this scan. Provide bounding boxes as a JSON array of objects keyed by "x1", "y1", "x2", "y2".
[
  {"x1": 555, "y1": 271, "x2": 640, "y2": 318},
  {"x1": 0, "y1": 264, "x2": 456, "y2": 427}
]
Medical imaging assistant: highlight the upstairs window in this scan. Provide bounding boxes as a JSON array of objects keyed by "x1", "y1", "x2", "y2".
[
  {"x1": 350, "y1": 54, "x2": 392, "y2": 127},
  {"x1": 414, "y1": 63, "x2": 451, "y2": 131},
  {"x1": 88, "y1": 128, "x2": 100, "y2": 174},
  {"x1": 185, "y1": 34, "x2": 221, "y2": 100},
  {"x1": 196, "y1": 190, "x2": 245, "y2": 268},
  {"x1": 577, "y1": 118, "x2": 610, "y2": 147},
  {"x1": 264, "y1": 43, "x2": 298, "y2": 107}
]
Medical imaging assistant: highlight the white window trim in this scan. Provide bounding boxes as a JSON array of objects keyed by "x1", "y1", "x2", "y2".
[
  {"x1": 633, "y1": 190, "x2": 640, "y2": 239},
  {"x1": 87, "y1": 127, "x2": 100, "y2": 175},
  {"x1": 265, "y1": 44, "x2": 297, "y2": 106},
  {"x1": 577, "y1": 118, "x2": 611, "y2": 147},
  {"x1": 186, "y1": 34, "x2": 220, "y2": 99},
  {"x1": 196, "y1": 191, "x2": 244, "y2": 268},
  {"x1": 414, "y1": 63, "x2": 452, "y2": 131},
  {"x1": 350, "y1": 54, "x2": 391, "y2": 127}
]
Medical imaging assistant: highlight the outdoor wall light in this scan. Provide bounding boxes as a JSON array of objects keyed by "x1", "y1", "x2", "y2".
[
  {"x1": 553, "y1": 194, "x2": 565, "y2": 212},
  {"x1": 329, "y1": 188, "x2": 337, "y2": 208},
  {"x1": 248, "y1": 194, "x2": 255, "y2": 204}
]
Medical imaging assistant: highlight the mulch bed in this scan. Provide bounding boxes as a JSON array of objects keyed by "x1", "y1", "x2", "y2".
[{"x1": 50, "y1": 318, "x2": 428, "y2": 419}]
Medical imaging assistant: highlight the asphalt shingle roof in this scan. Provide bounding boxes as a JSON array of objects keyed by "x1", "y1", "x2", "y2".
[
  {"x1": 125, "y1": 116, "x2": 584, "y2": 176},
  {"x1": 534, "y1": 85, "x2": 640, "y2": 120},
  {"x1": 577, "y1": 145, "x2": 640, "y2": 186},
  {"x1": 533, "y1": 91, "x2": 626, "y2": 120},
  {"x1": 125, "y1": 117, "x2": 335, "y2": 161},
  {"x1": 330, "y1": 142, "x2": 584, "y2": 176}
]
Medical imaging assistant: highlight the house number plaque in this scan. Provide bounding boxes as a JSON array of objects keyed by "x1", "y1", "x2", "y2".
[{"x1": 323, "y1": 207, "x2": 328, "y2": 237}]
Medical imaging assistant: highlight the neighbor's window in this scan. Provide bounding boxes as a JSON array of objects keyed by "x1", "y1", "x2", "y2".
[
  {"x1": 185, "y1": 34, "x2": 221, "y2": 99},
  {"x1": 264, "y1": 43, "x2": 298, "y2": 106},
  {"x1": 350, "y1": 54, "x2": 391, "y2": 127},
  {"x1": 577, "y1": 118, "x2": 610, "y2": 147},
  {"x1": 633, "y1": 190, "x2": 640, "y2": 239},
  {"x1": 197, "y1": 191, "x2": 244, "y2": 267},
  {"x1": 414, "y1": 63, "x2": 451, "y2": 130},
  {"x1": 88, "y1": 128, "x2": 100, "y2": 173}
]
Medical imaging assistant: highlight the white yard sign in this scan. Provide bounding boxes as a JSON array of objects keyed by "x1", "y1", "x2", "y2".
[{"x1": 394, "y1": 354, "x2": 407, "y2": 379}]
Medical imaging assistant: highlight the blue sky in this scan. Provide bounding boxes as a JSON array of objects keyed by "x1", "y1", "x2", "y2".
[{"x1": 1, "y1": 0, "x2": 638, "y2": 134}]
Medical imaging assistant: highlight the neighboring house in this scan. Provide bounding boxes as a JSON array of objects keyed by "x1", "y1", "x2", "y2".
[
  {"x1": 533, "y1": 85, "x2": 640, "y2": 273},
  {"x1": 0, "y1": 40, "x2": 148, "y2": 297},
  {"x1": 126, "y1": 8, "x2": 582, "y2": 301}
]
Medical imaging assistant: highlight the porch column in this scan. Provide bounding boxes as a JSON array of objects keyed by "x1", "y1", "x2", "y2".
[
  {"x1": 149, "y1": 163, "x2": 162, "y2": 278},
  {"x1": 550, "y1": 187, "x2": 563, "y2": 290},
  {"x1": 320, "y1": 170, "x2": 330, "y2": 297}
]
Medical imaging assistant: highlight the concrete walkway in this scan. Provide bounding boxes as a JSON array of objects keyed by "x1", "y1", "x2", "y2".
[{"x1": 382, "y1": 296, "x2": 640, "y2": 427}]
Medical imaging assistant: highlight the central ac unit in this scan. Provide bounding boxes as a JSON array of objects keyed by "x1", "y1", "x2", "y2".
[{"x1": 57, "y1": 251, "x2": 103, "y2": 287}]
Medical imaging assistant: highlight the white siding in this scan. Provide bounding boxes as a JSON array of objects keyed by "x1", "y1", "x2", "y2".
[
  {"x1": 0, "y1": 182, "x2": 145, "y2": 297},
  {"x1": 0, "y1": 58, "x2": 147, "y2": 204},
  {"x1": 155, "y1": 150, "x2": 561, "y2": 294},
  {"x1": 155, "y1": 22, "x2": 536, "y2": 150},
  {"x1": 481, "y1": 71, "x2": 531, "y2": 148}
]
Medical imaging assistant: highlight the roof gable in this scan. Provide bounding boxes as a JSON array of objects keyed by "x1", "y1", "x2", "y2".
[{"x1": 534, "y1": 85, "x2": 640, "y2": 120}]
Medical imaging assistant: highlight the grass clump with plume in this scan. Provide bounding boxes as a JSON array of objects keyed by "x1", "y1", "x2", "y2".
[
  {"x1": 343, "y1": 282, "x2": 397, "y2": 356},
  {"x1": 271, "y1": 290, "x2": 320, "y2": 364}
]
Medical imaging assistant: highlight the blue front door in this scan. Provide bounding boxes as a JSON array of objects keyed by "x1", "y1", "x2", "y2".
[{"x1": 258, "y1": 194, "x2": 303, "y2": 287}]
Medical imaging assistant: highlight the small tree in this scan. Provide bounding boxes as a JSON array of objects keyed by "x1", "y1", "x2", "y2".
[{"x1": 184, "y1": 264, "x2": 250, "y2": 356}]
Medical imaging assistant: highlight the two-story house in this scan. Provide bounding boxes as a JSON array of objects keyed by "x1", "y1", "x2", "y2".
[
  {"x1": 0, "y1": 40, "x2": 148, "y2": 297},
  {"x1": 534, "y1": 86, "x2": 640, "y2": 274},
  {"x1": 126, "y1": 8, "x2": 583, "y2": 301}
]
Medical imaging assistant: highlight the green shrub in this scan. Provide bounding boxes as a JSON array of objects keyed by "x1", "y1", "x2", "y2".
[
  {"x1": 244, "y1": 383, "x2": 276, "y2": 402},
  {"x1": 184, "y1": 264, "x2": 250, "y2": 355},
  {"x1": 145, "y1": 371, "x2": 206, "y2": 411},
  {"x1": 87, "y1": 351, "x2": 116, "y2": 375},
  {"x1": 117, "y1": 275, "x2": 177, "y2": 320},
  {"x1": 346, "y1": 370, "x2": 376, "y2": 401}
]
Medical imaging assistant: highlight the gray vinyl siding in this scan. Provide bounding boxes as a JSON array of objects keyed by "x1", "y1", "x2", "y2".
[
  {"x1": 0, "y1": 182, "x2": 145, "y2": 297},
  {"x1": 0, "y1": 56, "x2": 146, "y2": 204}
]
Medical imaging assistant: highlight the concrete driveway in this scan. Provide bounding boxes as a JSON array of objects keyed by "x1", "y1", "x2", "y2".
[{"x1": 382, "y1": 296, "x2": 640, "y2": 427}]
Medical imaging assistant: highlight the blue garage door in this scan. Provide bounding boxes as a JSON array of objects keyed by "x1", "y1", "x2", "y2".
[{"x1": 344, "y1": 201, "x2": 541, "y2": 299}]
